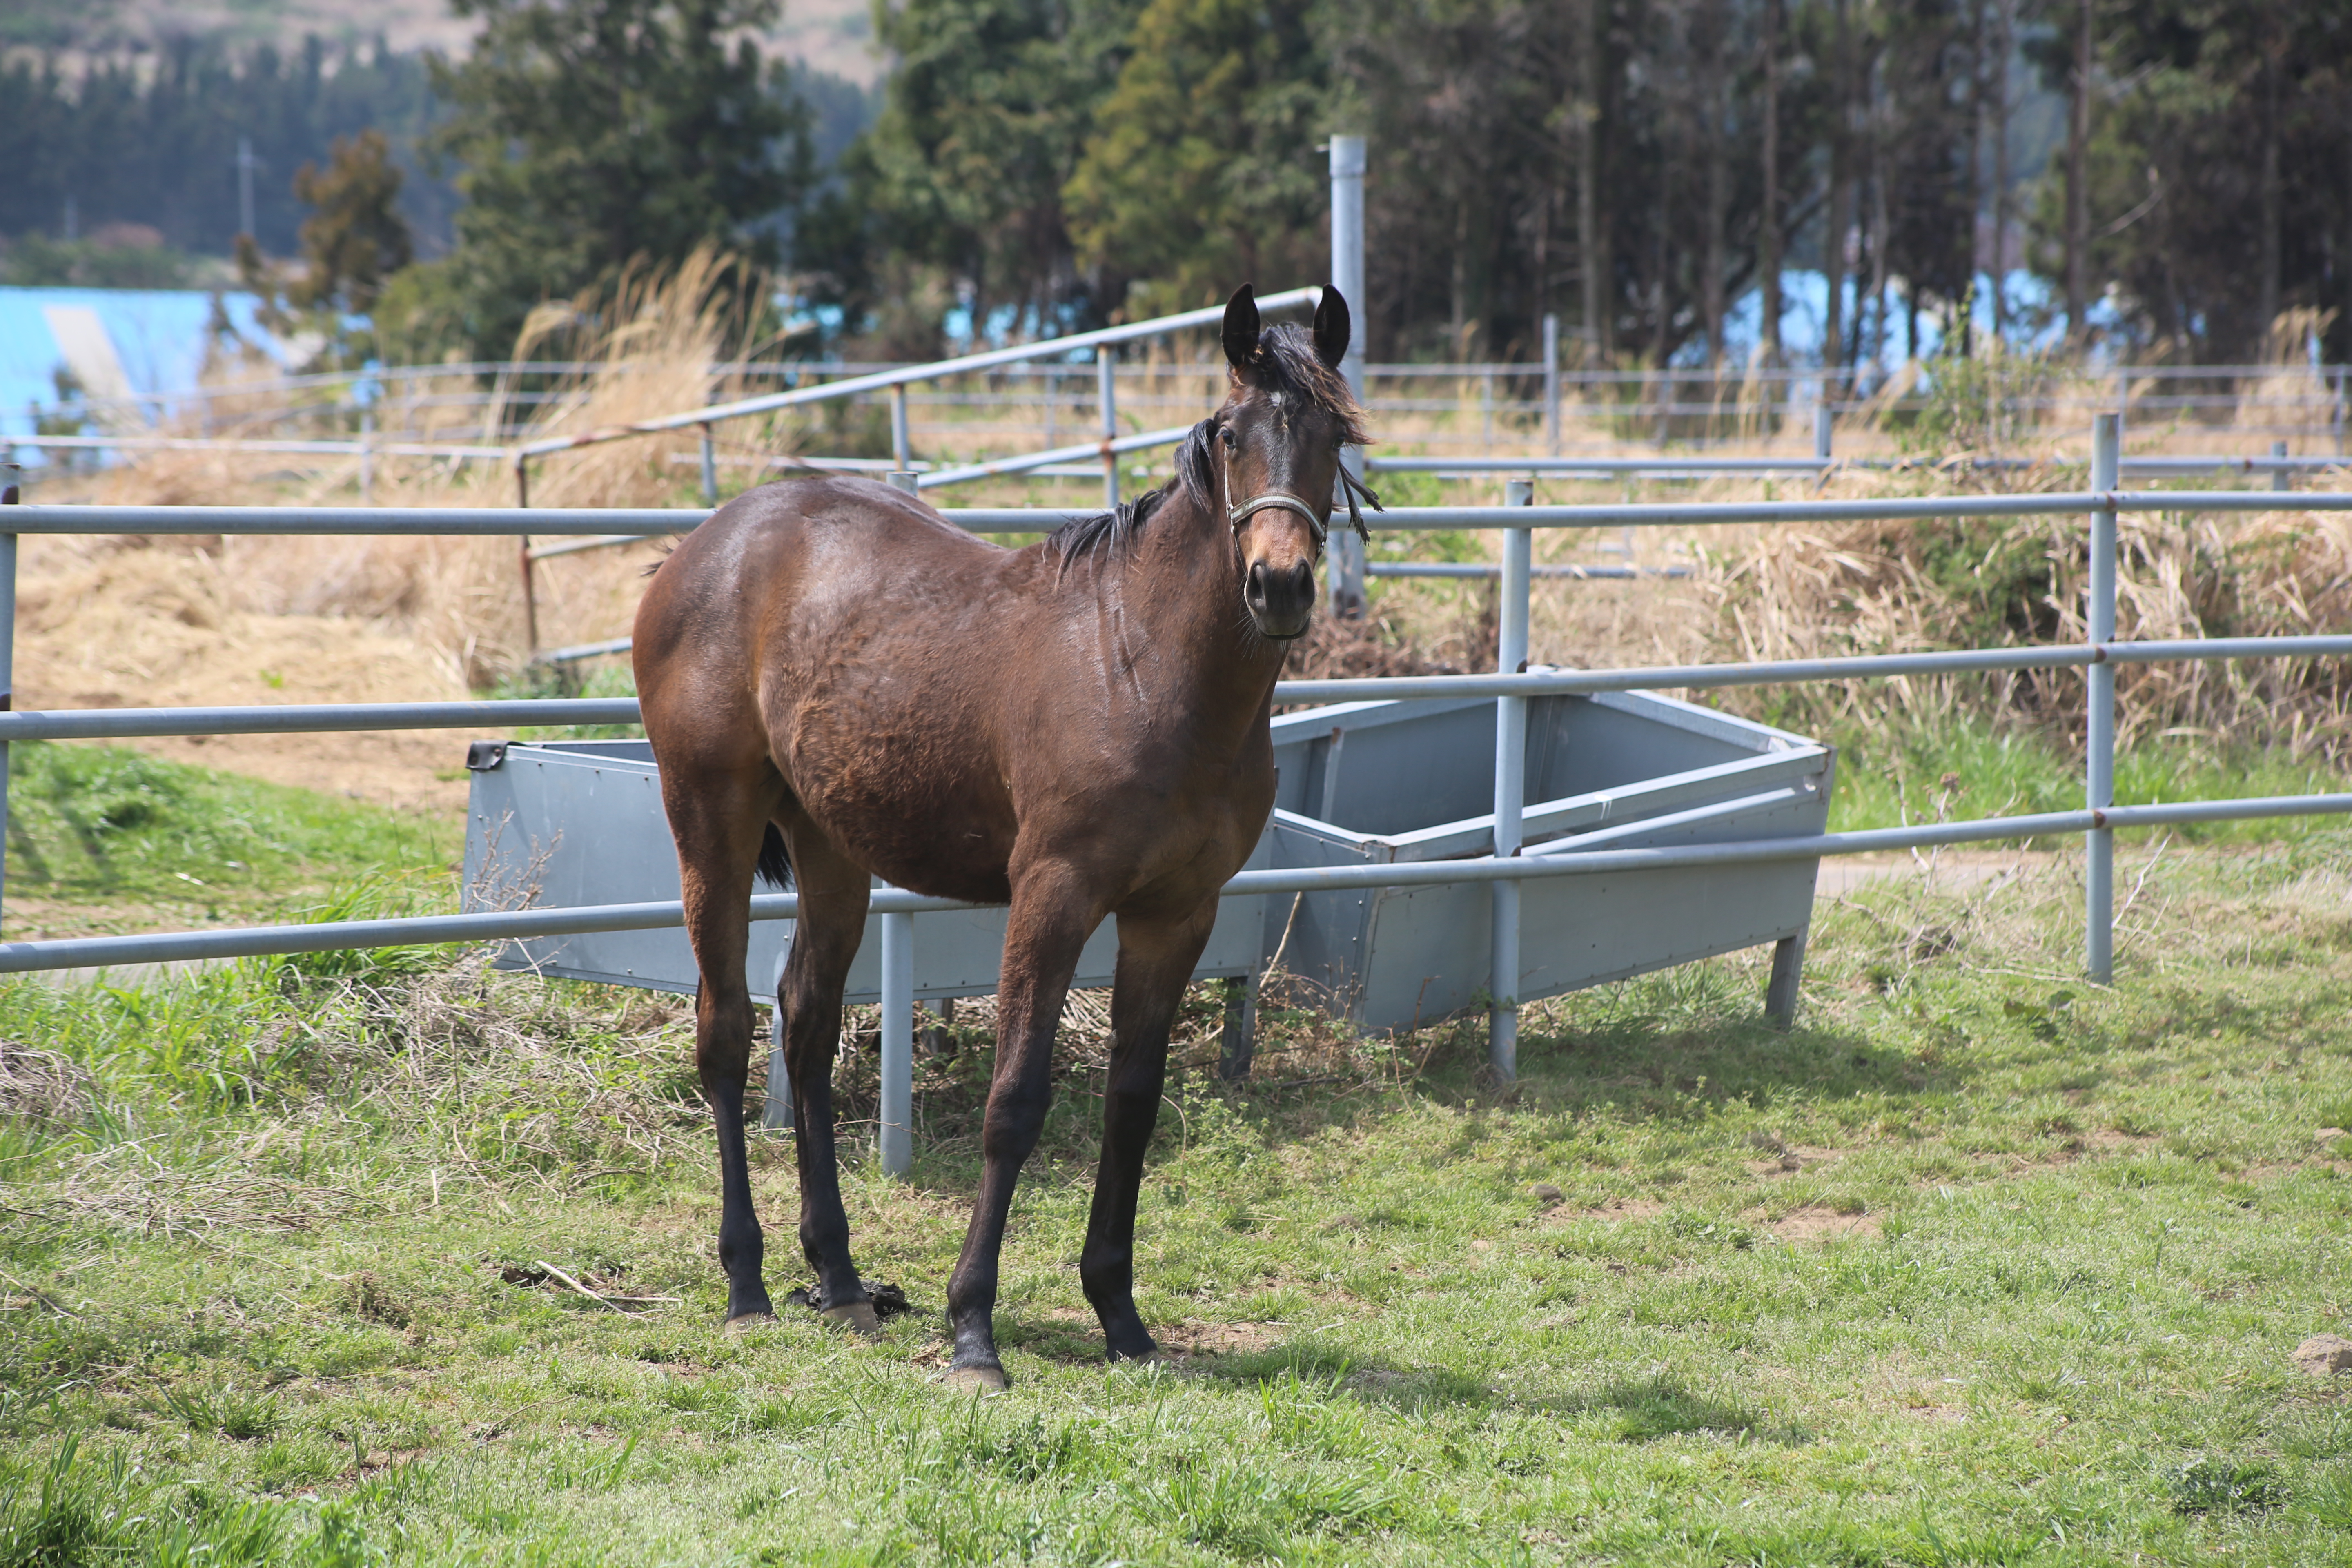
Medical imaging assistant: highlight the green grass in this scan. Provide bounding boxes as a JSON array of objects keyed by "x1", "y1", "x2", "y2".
[
  {"x1": 2, "y1": 743, "x2": 455, "y2": 936},
  {"x1": 1816, "y1": 715, "x2": 2350, "y2": 844},
  {"x1": 5, "y1": 833, "x2": 2352, "y2": 1564}
]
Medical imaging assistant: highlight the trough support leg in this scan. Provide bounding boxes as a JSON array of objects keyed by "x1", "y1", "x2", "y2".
[
  {"x1": 1489, "y1": 483, "x2": 1532, "y2": 1083},
  {"x1": 879, "y1": 910, "x2": 913, "y2": 1178},
  {"x1": 1765, "y1": 932, "x2": 1808, "y2": 1028},
  {"x1": 1218, "y1": 974, "x2": 1257, "y2": 1081},
  {"x1": 924, "y1": 997, "x2": 956, "y2": 1057}
]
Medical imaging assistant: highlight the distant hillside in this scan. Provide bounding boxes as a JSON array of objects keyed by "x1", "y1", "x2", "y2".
[{"x1": 1, "y1": 0, "x2": 881, "y2": 85}]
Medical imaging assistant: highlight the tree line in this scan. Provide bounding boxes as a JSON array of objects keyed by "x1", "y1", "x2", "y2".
[
  {"x1": 6, "y1": 0, "x2": 2348, "y2": 370},
  {"x1": 811, "y1": 0, "x2": 2352, "y2": 369},
  {"x1": 0, "y1": 35, "x2": 455, "y2": 267}
]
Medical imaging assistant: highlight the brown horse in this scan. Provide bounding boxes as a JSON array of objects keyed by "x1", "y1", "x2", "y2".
[{"x1": 633, "y1": 284, "x2": 1373, "y2": 1389}]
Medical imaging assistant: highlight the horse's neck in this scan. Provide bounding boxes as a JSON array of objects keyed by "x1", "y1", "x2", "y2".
[{"x1": 1120, "y1": 492, "x2": 1285, "y2": 737}]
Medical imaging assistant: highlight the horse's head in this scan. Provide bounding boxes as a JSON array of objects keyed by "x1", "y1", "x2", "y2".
[{"x1": 1210, "y1": 282, "x2": 1372, "y2": 641}]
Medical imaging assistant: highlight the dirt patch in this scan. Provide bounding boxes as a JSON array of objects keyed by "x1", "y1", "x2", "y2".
[
  {"x1": 1747, "y1": 1146, "x2": 1845, "y2": 1178},
  {"x1": 1153, "y1": 1319, "x2": 1284, "y2": 1358},
  {"x1": 1545, "y1": 1198, "x2": 1666, "y2": 1225},
  {"x1": 1756, "y1": 1206, "x2": 1882, "y2": 1242}
]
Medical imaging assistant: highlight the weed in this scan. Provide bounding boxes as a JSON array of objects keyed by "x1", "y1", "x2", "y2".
[{"x1": 2168, "y1": 1456, "x2": 2284, "y2": 1515}]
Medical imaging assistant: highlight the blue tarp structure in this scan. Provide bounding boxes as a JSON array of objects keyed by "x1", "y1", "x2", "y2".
[{"x1": 0, "y1": 287, "x2": 289, "y2": 461}]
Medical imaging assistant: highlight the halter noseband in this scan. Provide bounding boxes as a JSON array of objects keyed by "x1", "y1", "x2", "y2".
[{"x1": 1218, "y1": 429, "x2": 1381, "y2": 548}]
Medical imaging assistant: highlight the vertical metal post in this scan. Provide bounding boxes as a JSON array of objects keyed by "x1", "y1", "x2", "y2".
[
  {"x1": 358, "y1": 405, "x2": 374, "y2": 504},
  {"x1": 0, "y1": 466, "x2": 16, "y2": 930},
  {"x1": 2271, "y1": 438, "x2": 2290, "y2": 493},
  {"x1": 1815, "y1": 400, "x2": 1833, "y2": 463},
  {"x1": 1542, "y1": 313, "x2": 1561, "y2": 456},
  {"x1": 878, "y1": 910, "x2": 913, "y2": 1178},
  {"x1": 1096, "y1": 346, "x2": 1119, "y2": 511},
  {"x1": 1490, "y1": 478, "x2": 1534, "y2": 1082},
  {"x1": 877, "y1": 463, "x2": 923, "y2": 1177},
  {"x1": 765, "y1": 944, "x2": 795, "y2": 1131},
  {"x1": 514, "y1": 458, "x2": 538, "y2": 657},
  {"x1": 1328, "y1": 135, "x2": 1369, "y2": 619},
  {"x1": 891, "y1": 383, "x2": 911, "y2": 471},
  {"x1": 2086, "y1": 412, "x2": 2119, "y2": 983},
  {"x1": 699, "y1": 422, "x2": 719, "y2": 507}
]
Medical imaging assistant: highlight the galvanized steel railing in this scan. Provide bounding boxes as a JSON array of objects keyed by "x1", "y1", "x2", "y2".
[{"x1": 2, "y1": 424, "x2": 2350, "y2": 1122}]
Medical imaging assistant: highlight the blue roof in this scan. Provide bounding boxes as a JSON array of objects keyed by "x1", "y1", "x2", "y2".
[{"x1": 0, "y1": 285, "x2": 289, "y2": 450}]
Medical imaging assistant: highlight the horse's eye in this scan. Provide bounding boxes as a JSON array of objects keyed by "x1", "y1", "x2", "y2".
[{"x1": 1218, "y1": 425, "x2": 1238, "y2": 450}]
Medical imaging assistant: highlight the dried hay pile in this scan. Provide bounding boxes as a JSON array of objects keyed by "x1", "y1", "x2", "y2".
[{"x1": 1700, "y1": 487, "x2": 2352, "y2": 760}]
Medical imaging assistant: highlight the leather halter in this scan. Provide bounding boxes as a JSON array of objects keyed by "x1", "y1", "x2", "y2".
[
  {"x1": 1215, "y1": 413, "x2": 1382, "y2": 550},
  {"x1": 1220, "y1": 436, "x2": 1336, "y2": 548}
]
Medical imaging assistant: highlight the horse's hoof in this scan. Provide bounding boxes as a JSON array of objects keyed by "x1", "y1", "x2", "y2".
[
  {"x1": 942, "y1": 1363, "x2": 1010, "y2": 1393},
  {"x1": 823, "y1": 1301, "x2": 882, "y2": 1337},
  {"x1": 723, "y1": 1310, "x2": 778, "y2": 1334}
]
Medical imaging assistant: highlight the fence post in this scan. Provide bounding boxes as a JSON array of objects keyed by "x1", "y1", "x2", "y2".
[
  {"x1": 2272, "y1": 438, "x2": 2290, "y2": 493},
  {"x1": 1097, "y1": 346, "x2": 1119, "y2": 511},
  {"x1": 765, "y1": 942, "x2": 795, "y2": 1132},
  {"x1": 700, "y1": 423, "x2": 719, "y2": 507},
  {"x1": 514, "y1": 457, "x2": 539, "y2": 657},
  {"x1": 0, "y1": 466, "x2": 16, "y2": 931},
  {"x1": 1327, "y1": 134, "x2": 1369, "y2": 619},
  {"x1": 359, "y1": 405, "x2": 374, "y2": 504},
  {"x1": 2086, "y1": 412, "x2": 2120, "y2": 982},
  {"x1": 875, "y1": 463, "x2": 925, "y2": 1177},
  {"x1": 878, "y1": 909, "x2": 914, "y2": 1178},
  {"x1": 1815, "y1": 400, "x2": 1833, "y2": 463},
  {"x1": 891, "y1": 384, "x2": 912, "y2": 472},
  {"x1": 1543, "y1": 314, "x2": 1561, "y2": 456},
  {"x1": 1490, "y1": 478, "x2": 1534, "y2": 1082}
]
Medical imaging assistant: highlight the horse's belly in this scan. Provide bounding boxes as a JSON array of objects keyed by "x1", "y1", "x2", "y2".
[{"x1": 780, "y1": 708, "x2": 1016, "y2": 903}]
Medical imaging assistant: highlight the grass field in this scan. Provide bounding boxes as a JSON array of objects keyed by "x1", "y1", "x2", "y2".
[
  {"x1": 0, "y1": 742, "x2": 456, "y2": 943},
  {"x1": 4, "y1": 751, "x2": 2352, "y2": 1565}
]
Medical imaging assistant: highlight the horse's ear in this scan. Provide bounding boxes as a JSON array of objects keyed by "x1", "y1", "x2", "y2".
[
  {"x1": 1312, "y1": 285, "x2": 1350, "y2": 368},
  {"x1": 1222, "y1": 283, "x2": 1261, "y2": 371}
]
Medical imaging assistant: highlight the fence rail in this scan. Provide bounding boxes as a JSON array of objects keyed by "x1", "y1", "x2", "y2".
[{"x1": 3, "y1": 414, "x2": 2350, "y2": 1170}]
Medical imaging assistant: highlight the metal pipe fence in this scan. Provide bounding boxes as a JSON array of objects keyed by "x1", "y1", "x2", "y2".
[{"x1": 3, "y1": 426, "x2": 2350, "y2": 1166}]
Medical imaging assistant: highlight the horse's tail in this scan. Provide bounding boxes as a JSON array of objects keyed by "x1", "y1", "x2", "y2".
[{"x1": 756, "y1": 823, "x2": 793, "y2": 889}]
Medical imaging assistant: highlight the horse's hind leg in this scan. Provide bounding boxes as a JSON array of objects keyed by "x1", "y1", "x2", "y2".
[
  {"x1": 1080, "y1": 903, "x2": 1218, "y2": 1364},
  {"x1": 663, "y1": 764, "x2": 784, "y2": 1326},
  {"x1": 773, "y1": 820, "x2": 877, "y2": 1330}
]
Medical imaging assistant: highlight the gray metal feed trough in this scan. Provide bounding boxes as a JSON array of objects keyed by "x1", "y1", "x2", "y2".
[
  {"x1": 1261, "y1": 690, "x2": 1834, "y2": 1030},
  {"x1": 459, "y1": 692, "x2": 1831, "y2": 1038},
  {"x1": 458, "y1": 737, "x2": 1273, "y2": 1000}
]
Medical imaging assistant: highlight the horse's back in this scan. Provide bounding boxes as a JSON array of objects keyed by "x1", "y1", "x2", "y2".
[{"x1": 635, "y1": 477, "x2": 1039, "y2": 895}]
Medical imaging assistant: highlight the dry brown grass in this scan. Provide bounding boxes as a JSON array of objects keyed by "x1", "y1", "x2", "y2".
[
  {"x1": 18, "y1": 276, "x2": 2352, "y2": 808},
  {"x1": 1695, "y1": 493, "x2": 2352, "y2": 758}
]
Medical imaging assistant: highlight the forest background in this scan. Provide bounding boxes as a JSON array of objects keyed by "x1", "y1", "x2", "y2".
[{"x1": 2, "y1": 0, "x2": 2348, "y2": 378}]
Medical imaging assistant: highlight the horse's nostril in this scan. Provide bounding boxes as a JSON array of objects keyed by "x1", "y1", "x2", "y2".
[
  {"x1": 1287, "y1": 561, "x2": 1314, "y2": 599},
  {"x1": 1247, "y1": 560, "x2": 1270, "y2": 602}
]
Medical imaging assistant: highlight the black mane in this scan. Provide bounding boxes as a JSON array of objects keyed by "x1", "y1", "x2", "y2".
[{"x1": 1047, "y1": 323, "x2": 1368, "y2": 569}]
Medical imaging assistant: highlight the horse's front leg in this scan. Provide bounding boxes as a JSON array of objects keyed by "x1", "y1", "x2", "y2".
[
  {"x1": 944, "y1": 864, "x2": 1097, "y2": 1390},
  {"x1": 1081, "y1": 902, "x2": 1218, "y2": 1363}
]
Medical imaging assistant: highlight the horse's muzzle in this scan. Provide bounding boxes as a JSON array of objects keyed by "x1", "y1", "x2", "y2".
[{"x1": 1245, "y1": 558, "x2": 1316, "y2": 639}]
